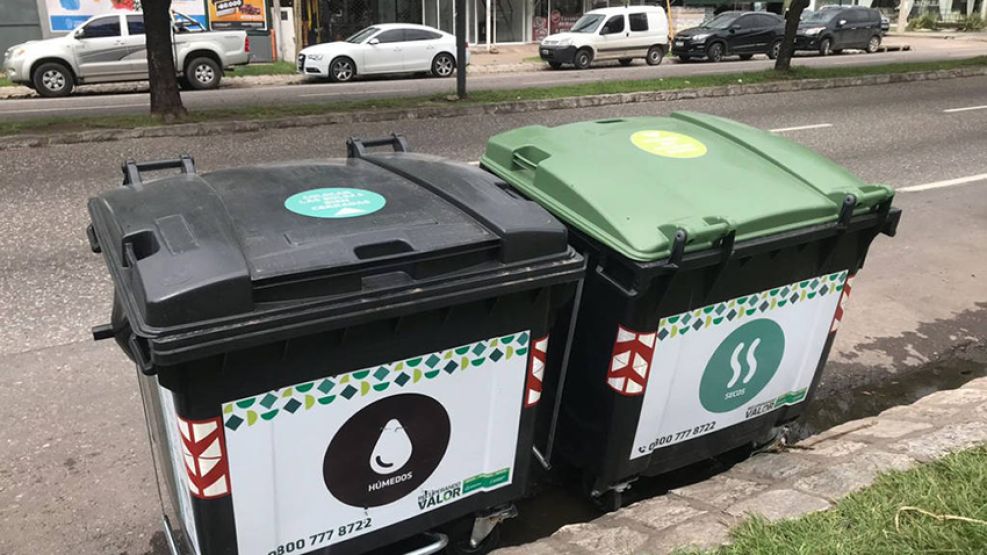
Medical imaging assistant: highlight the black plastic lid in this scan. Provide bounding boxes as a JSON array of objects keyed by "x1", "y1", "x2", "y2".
[{"x1": 88, "y1": 152, "x2": 582, "y2": 364}]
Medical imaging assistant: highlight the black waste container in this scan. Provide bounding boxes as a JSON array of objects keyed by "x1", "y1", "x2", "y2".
[
  {"x1": 481, "y1": 113, "x2": 902, "y2": 509},
  {"x1": 87, "y1": 138, "x2": 584, "y2": 555}
]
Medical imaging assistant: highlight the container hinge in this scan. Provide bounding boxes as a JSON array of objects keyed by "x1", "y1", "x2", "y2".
[
  {"x1": 346, "y1": 133, "x2": 410, "y2": 158},
  {"x1": 668, "y1": 228, "x2": 688, "y2": 267},
  {"x1": 704, "y1": 229, "x2": 736, "y2": 298},
  {"x1": 86, "y1": 223, "x2": 101, "y2": 253},
  {"x1": 128, "y1": 334, "x2": 156, "y2": 375},
  {"x1": 837, "y1": 194, "x2": 858, "y2": 228},
  {"x1": 121, "y1": 154, "x2": 196, "y2": 190}
]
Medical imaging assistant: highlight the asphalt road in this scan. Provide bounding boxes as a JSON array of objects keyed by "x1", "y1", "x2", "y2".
[
  {"x1": 1, "y1": 76, "x2": 986, "y2": 554},
  {"x1": 2, "y1": 38, "x2": 987, "y2": 121}
]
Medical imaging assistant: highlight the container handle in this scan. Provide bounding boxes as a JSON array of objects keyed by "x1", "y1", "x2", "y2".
[
  {"x1": 121, "y1": 155, "x2": 196, "y2": 190},
  {"x1": 346, "y1": 134, "x2": 410, "y2": 158}
]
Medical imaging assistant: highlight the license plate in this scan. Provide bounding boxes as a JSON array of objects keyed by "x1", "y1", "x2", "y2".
[
  {"x1": 541, "y1": 49, "x2": 550, "y2": 55},
  {"x1": 675, "y1": 41, "x2": 685, "y2": 47}
]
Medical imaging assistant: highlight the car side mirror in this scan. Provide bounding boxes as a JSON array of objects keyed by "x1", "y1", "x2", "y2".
[
  {"x1": 368, "y1": 38, "x2": 380, "y2": 45},
  {"x1": 74, "y1": 28, "x2": 86, "y2": 39}
]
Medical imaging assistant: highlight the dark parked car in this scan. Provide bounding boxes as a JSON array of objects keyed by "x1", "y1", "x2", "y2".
[
  {"x1": 672, "y1": 11, "x2": 785, "y2": 63},
  {"x1": 795, "y1": 6, "x2": 883, "y2": 55}
]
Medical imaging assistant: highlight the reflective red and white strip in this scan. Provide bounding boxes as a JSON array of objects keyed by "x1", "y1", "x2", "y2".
[
  {"x1": 830, "y1": 274, "x2": 856, "y2": 333},
  {"x1": 525, "y1": 335, "x2": 549, "y2": 408},
  {"x1": 607, "y1": 325, "x2": 656, "y2": 396},
  {"x1": 177, "y1": 415, "x2": 231, "y2": 499}
]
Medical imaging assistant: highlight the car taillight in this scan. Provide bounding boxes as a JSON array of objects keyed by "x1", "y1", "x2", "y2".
[{"x1": 245, "y1": 36, "x2": 250, "y2": 52}]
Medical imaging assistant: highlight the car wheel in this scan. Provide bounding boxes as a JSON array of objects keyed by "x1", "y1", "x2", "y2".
[
  {"x1": 739, "y1": 53, "x2": 754, "y2": 60},
  {"x1": 431, "y1": 52, "x2": 456, "y2": 77},
  {"x1": 768, "y1": 40, "x2": 782, "y2": 60},
  {"x1": 573, "y1": 48, "x2": 593, "y2": 69},
  {"x1": 819, "y1": 37, "x2": 832, "y2": 56},
  {"x1": 618, "y1": 57, "x2": 633, "y2": 66},
  {"x1": 548, "y1": 61, "x2": 563, "y2": 69},
  {"x1": 32, "y1": 62, "x2": 74, "y2": 97},
  {"x1": 706, "y1": 42, "x2": 724, "y2": 63},
  {"x1": 328, "y1": 56, "x2": 356, "y2": 82},
  {"x1": 866, "y1": 35, "x2": 881, "y2": 53},
  {"x1": 185, "y1": 57, "x2": 221, "y2": 90},
  {"x1": 645, "y1": 44, "x2": 664, "y2": 66}
]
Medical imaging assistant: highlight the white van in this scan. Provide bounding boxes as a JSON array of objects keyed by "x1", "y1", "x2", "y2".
[{"x1": 538, "y1": 6, "x2": 669, "y2": 69}]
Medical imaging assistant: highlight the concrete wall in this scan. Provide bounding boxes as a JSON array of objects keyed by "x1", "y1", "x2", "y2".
[{"x1": 0, "y1": 0, "x2": 43, "y2": 53}]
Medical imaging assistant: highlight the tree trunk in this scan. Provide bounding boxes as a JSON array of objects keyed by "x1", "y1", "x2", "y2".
[
  {"x1": 775, "y1": 0, "x2": 810, "y2": 72},
  {"x1": 143, "y1": 0, "x2": 187, "y2": 120}
]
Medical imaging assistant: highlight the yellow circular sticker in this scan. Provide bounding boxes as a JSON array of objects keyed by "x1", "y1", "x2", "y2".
[{"x1": 630, "y1": 130, "x2": 708, "y2": 159}]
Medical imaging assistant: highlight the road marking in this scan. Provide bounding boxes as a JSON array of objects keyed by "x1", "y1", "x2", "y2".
[
  {"x1": 769, "y1": 123, "x2": 833, "y2": 133},
  {"x1": 2, "y1": 103, "x2": 146, "y2": 114},
  {"x1": 299, "y1": 88, "x2": 415, "y2": 98},
  {"x1": 898, "y1": 173, "x2": 987, "y2": 193},
  {"x1": 943, "y1": 105, "x2": 987, "y2": 113}
]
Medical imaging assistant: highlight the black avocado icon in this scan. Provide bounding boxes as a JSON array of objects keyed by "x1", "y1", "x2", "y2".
[{"x1": 323, "y1": 394, "x2": 451, "y2": 507}]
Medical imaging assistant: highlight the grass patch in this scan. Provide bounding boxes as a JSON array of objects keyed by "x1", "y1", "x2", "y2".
[
  {"x1": 228, "y1": 61, "x2": 297, "y2": 77},
  {"x1": 698, "y1": 445, "x2": 987, "y2": 554},
  {"x1": 0, "y1": 74, "x2": 13, "y2": 87},
  {"x1": 3, "y1": 56, "x2": 986, "y2": 137},
  {"x1": 522, "y1": 55, "x2": 544, "y2": 63}
]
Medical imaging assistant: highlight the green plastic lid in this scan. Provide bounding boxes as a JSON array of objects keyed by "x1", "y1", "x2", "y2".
[{"x1": 481, "y1": 112, "x2": 894, "y2": 262}]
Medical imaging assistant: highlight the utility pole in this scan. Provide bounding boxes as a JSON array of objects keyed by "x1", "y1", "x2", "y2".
[
  {"x1": 456, "y1": 0, "x2": 467, "y2": 98},
  {"x1": 897, "y1": 0, "x2": 910, "y2": 32}
]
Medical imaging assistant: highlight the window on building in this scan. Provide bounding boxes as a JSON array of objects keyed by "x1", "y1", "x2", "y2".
[
  {"x1": 629, "y1": 13, "x2": 649, "y2": 31},
  {"x1": 376, "y1": 29, "x2": 406, "y2": 43},
  {"x1": 127, "y1": 15, "x2": 145, "y2": 35},
  {"x1": 601, "y1": 15, "x2": 625, "y2": 34},
  {"x1": 82, "y1": 17, "x2": 121, "y2": 38}
]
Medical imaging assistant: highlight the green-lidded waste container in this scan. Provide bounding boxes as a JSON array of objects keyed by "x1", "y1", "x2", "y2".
[
  {"x1": 480, "y1": 112, "x2": 901, "y2": 507},
  {"x1": 87, "y1": 137, "x2": 584, "y2": 555}
]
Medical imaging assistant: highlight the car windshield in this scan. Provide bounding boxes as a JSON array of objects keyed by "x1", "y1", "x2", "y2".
[
  {"x1": 701, "y1": 13, "x2": 741, "y2": 29},
  {"x1": 570, "y1": 14, "x2": 604, "y2": 33},
  {"x1": 802, "y1": 10, "x2": 838, "y2": 23},
  {"x1": 346, "y1": 27, "x2": 380, "y2": 43}
]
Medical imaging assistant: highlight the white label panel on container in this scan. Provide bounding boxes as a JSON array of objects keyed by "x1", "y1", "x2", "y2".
[
  {"x1": 630, "y1": 271, "x2": 848, "y2": 460},
  {"x1": 222, "y1": 331, "x2": 533, "y2": 555}
]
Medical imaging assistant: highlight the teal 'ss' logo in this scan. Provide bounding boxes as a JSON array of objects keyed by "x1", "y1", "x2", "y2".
[
  {"x1": 284, "y1": 188, "x2": 386, "y2": 219},
  {"x1": 699, "y1": 319, "x2": 785, "y2": 413}
]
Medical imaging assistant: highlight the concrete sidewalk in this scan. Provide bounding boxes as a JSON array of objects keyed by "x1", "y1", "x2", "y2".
[{"x1": 495, "y1": 376, "x2": 987, "y2": 555}]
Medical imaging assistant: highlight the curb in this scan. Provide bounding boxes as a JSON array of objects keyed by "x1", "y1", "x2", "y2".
[
  {"x1": 494, "y1": 376, "x2": 987, "y2": 555},
  {"x1": 2, "y1": 65, "x2": 985, "y2": 151}
]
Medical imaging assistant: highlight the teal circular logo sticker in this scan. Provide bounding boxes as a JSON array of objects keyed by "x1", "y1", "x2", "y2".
[
  {"x1": 284, "y1": 188, "x2": 386, "y2": 219},
  {"x1": 699, "y1": 319, "x2": 785, "y2": 413}
]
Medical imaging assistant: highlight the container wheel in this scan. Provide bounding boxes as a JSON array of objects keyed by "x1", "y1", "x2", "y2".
[
  {"x1": 591, "y1": 489, "x2": 623, "y2": 513},
  {"x1": 445, "y1": 526, "x2": 501, "y2": 555}
]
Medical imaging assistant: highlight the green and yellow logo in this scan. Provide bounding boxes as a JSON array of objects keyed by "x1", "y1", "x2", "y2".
[
  {"x1": 630, "y1": 130, "x2": 708, "y2": 159},
  {"x1": 699, "y1": 319, "x2": 785, "y2": 413}
]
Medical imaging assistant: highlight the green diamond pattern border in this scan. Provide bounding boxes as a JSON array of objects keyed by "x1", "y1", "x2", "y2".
[
  {"x1": 657, "y1": 271, "x2": 848, "y2": 342},
  {"x1": 222, "y1": 331, "x2": 530, "y2": 431}
]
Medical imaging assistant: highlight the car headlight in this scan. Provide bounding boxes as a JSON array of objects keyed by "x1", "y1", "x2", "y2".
[
  {"x1": 556, "y1": 38, "x2": 573, "y2": 46},
  {"x1": 305, "y1": 53, "x2": 324, "y2": 61},
  {"x1": 8, "y1": 47, "x2": 26, "y2": 58},
  {"x1": 690, "y1": 33, "x2": 710, "y2": 42},
  {"x1": 802, "y1": 27, "x2": 825, "y2": 35}
]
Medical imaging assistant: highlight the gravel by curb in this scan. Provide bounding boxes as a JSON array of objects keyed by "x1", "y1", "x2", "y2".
[
  {"x1": 2, "y1": 65, "x2": 985, "y2": 151},
  {"x1": 493, "y1": 376, "x2": 987, "y2": 555}
]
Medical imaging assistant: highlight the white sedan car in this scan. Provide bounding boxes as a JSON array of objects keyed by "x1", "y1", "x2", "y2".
[{"x1": 297, "y1": 23, "x2": 467, "y2": 82}]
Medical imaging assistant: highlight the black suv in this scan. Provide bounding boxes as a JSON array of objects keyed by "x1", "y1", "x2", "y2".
[
  {"x1": 672, "y1": 11, "x2": 785, "y2": 63},
  {"x1": 796, "y1": 6, "x2": 883, "y2": 55}
]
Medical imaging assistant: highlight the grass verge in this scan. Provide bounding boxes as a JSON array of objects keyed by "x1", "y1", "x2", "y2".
[
  {"x1": 0, "y1": 74, "x2": 12, "y2": 87},
  {"x1": 227, "y1": 61, "x2": 297, "y2": 77},
  {"x1": 3, "y1": 56, "x2": 986, "y2": 137},
  {"x1": 699, "y1": 445, "x2": 987, "y2": 554}
]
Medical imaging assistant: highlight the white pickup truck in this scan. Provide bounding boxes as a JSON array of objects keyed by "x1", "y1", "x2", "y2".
[{"x1": 2, "y1": 12, "x2": 251, "y2": 97}]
